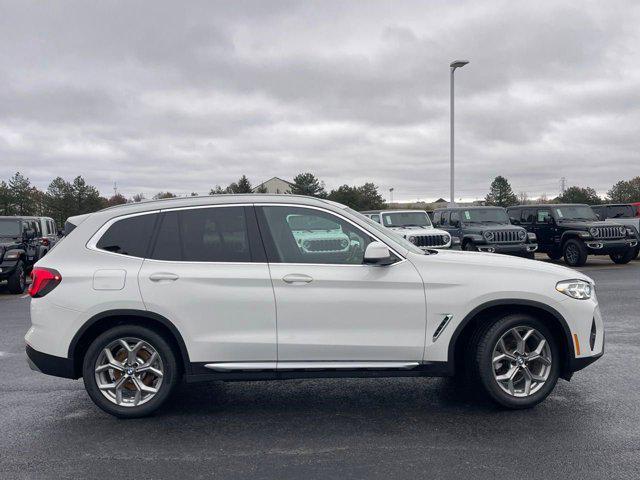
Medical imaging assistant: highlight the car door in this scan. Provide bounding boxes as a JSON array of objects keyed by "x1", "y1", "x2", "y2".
[
  {"x1": 138, "y1": 205, "x2": 277, "y2": 365},
  {"x1": 534, "y1": 208, "x2": 555, "y2": 248},
  {"x1": 256, "y1": 204, "x2": 426, "y2": 364},
  {"x1": 448, "y1": 211, "x2": 463, "y2": 239}
]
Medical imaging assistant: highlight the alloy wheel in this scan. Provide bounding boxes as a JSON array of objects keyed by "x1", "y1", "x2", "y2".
[
  {"x1": 492, "y1": 326, "x2": 552, "y2": 397},
  {"x1": 94, "y1": 337, "x2": 164, "y2": 407},
  {"x1": 565, "y1": 244, "x2": 578, "y2": 264}
]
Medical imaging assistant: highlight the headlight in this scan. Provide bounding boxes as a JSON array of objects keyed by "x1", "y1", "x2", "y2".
[
  {"x1": 619, "y1": 226, "x2": 627, "y2": 235},
  {"x1": 484, "y1": 231, "x2": 494, "y2": 241},
  {"x1": 626, "y1": 226, "x2": 638, "y2": 237},
  {"x1": 518, "y1": 230, "x2": 526, "y2": 240},
  {"x1": 408, "y1": 236, "x2": 417, "y2": 244},
  {"x1": 4, "y1": 251, "x2": 20, "y2": 260},
  {"x1": 556, "y1": 279, "x2": 593, "y2": 300},
  {"x1": 340, "y1": 239, "x2": 349, "y2": 248},
  {"x1": 452, "y1": 236, "x2": 461, "y2": 244},
  {"x1": 589, "y1": 227, "x2": 599, "y2": 237},
  {"x1": 527, "y1": 232, "x2": 537, "y2": 241}
]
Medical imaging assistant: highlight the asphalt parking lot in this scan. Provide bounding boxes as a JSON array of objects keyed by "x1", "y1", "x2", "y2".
[{"x1": 1, "y1": 256, "x2": 639, "y2": 479}]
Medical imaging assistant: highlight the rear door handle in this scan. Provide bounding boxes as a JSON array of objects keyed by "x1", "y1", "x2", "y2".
[
  {"x1": 149, "y1": 272, "x2": 179, "y2": 282},
  {"x1": 282, "y1": 273, "x2": 313, "y2": 284}
]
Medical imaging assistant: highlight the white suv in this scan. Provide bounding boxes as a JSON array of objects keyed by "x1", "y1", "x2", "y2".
[
  {"x1": 362, "y1": 210, "x2": 456, "y2": 250},
  {"x1": 25, "y1": 195, "x2": 604, "y2": 418}
]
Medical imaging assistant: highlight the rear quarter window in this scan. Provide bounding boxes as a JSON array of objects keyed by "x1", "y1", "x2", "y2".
[{"x1": 96, "y1": 214, "x2": 158, "y2": 257}]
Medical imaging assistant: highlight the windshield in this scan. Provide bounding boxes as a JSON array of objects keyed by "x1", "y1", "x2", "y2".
[
  {"x1": 462, "y1": 209, "x2": 509, "y2": 224},
  {"x1": 0, "y1": 219, "x2": 21, "y2": 237},
  {"x1": 381, "y1": 211, "x2": 431, "y2": 228},
  {"x1": 607, "y1": 205, "x2": 635, "y2": 218},
  {"x1": 343, "y1": 208, "x2": 426, "y2": 255},
  {"x1": 554, "y1": 206, "x2": 598, "y2": 221}
]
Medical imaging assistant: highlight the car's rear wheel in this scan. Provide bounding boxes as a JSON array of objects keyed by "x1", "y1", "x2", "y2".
[
  {"x1": 472, "y1": 314, "x2": 560, "y2": 409},
  {"x1": 82, "y1": 325, "x2": 179, "y2": 418},
  {"x1": 610, "y1": 248, "x2": 635, "y2": 264},
  {"x1": 563, "y1": 239, "x2": 588, "y2": 267},
  {"x1": 633, "y1": 246, "x2": 639, "y2": 260},
  {"x1": 7, "y1": 260, "x2": 26, "y2": 294}
]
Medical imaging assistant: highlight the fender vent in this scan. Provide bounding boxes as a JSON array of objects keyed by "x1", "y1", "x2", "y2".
[{"x1": 433, "y1": 315, "x2": 453, "y2": 341}]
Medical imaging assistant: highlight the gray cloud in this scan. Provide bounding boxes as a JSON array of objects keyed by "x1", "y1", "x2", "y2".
[{"x1": 1, "y1": 0, "x2": 639, "y2": 201}]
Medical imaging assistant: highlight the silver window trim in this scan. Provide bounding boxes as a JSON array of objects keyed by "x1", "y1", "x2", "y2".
[{"x1": 86, "y1": 202, "x2": 406, "y2": 265}]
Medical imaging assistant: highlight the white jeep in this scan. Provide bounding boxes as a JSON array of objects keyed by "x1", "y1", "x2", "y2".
[{"x1": 362, "y1": 210, "x2": 457, "y2": 250}]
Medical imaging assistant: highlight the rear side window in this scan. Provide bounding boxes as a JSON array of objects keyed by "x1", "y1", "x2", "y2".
[
  {"x1": 150, "y1": 206, "x2": 251, "y2": 262},
  {"x1": 521, "y1": 209, "x2": 535, "y2": 223},
  {"x1": 96, "y1": 214, "x2": 157, "y2": 257}
]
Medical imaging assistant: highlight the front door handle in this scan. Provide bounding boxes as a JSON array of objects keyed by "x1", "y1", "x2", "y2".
[
  {"x1": 149, "y1": 272, "x2": 179, "y2": 282},
  {"x1": 282, "y1": 273, "x2": 313, "y2": 284}
]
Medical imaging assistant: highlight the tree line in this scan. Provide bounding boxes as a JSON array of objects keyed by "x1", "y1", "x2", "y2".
[
  {"x1": 0, "y1": 171, "x2": 387, "y2": 226},
  {"x1": 484, "y1": 175, "x2": 640, "y2": 208}
]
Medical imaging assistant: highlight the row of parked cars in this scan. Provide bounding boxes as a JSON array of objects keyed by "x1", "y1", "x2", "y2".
[
  {"x1": 362, "y1": 203, "x2": 640, "y2": 267},
  {"x1": 0, "y1": 216, "x2": 59, "y2": 293}
]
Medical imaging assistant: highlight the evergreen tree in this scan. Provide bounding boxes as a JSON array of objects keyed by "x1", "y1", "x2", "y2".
[
  {"x1": 558, "y1": 186, "x2": 601, "y2": 204},
  {"x1": 607, "y1": 176, "x2": 640, "y2": 203},
  {"x1": 8, "y1": 172, "x2": 34, "y2": 215},
  {"x1": 485, "y1": 176, "x2": 518, "y2": 207},
  {"x1": 290, "y1": 173, "x2": 327, "y2": 197}
]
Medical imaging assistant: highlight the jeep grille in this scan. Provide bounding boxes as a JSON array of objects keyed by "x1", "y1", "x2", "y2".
[
  {"x1": 593, "y1": 226, "x2": 625, "y2": 239},
  {"x1": 304, "y1": 239, "x2": 346, "y2": 252},
  {"x1": 412, "y1": 234, "x2": 449, "y2": 248},
  {"x1": 490, "y1": 230, "x2": 523, "y2": 244}
]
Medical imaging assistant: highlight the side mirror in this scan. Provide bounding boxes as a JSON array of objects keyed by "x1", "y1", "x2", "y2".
[
  {"x1": 450, "y1": 219, "x2": 460, "y2": 228},
  {"x1": 510, "y1": 217, "x2": 520, "y2": 225},
  {"x1": 364, "y1": 241, "x2": 394, "y2": 266}
]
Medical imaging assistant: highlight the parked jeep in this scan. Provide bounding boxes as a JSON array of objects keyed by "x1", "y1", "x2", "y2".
[
  {"x1": 434, "y1": 206, "x2": 537, "y2": 258},
  {"x1": 286, "y1": 213, "x2": 361, "y2": 262},
  {"x1": 591, "y1": 204, "x2": 639, "y2": 259},
  {"x1": 361, "y1": 210, "x2": 455, "y2": 250},
  {"x1": 0, "y1": 216, "x2": 42, "y2": 293},
  {"x1": 507, "y1": 204, "x2": 638, "y2": 267}
]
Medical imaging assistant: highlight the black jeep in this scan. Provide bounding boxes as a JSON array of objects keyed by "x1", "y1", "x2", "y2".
[
  {"x1": 433, "y1": 206, "x2": 537, "y2": 258},
  {"x1": 0, "y1": 217, "x2": 41, "y2": 293},
  {"x1": 506, "y1": 204, "x2": 638, "y2": 267}
]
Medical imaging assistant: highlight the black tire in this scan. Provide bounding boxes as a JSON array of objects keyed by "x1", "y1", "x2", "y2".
[
  {"x1": 82, "y1": 325, "x2": 179, "y2": 418},
  {"x1": 471, "y1": 313, "x2": 560, "y2": 409},
  {"x1": 609, "y1": 248, "x2": 635, "y2": 264},
  {"x1": 464, "y1": 242, "x2": 478, "y2": 252},
  {"x1": 546, "y1": 251, "x2": 562, "y2": 260},
  {"x1": 7, "y1": 260, "x2": 26, "y2": 294},
  {"x1": 633, "y1": 246, "x2": 639, "y2": 260},
  {"x1": 563, "y1": 239, "x2": 588, "y2": 267}
]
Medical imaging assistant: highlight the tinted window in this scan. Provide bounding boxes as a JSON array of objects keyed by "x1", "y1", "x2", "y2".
[
  {"x1": 97, "y1": 214, "x2": 157, "y2": 257},
  {"x1": 508, "y1": 208, "x2": 521, "y2": 223},
  {"x1": 440, "y1": 212, "x2": 450, "y2": 226},
  {"x1": 521, "y1": 209, "x2": 535, "y2": 223},
  {"x1": 607, "y1": 205, "x2": 634, "y2": 218},
  {"x1": 537, "y1": 209, "x2": 552, "y2": 223},
  {"x1": 150, "y1": 207, "x2": 251, "y2": 262},
  {"x1": 591, "y1": 206, "x2": 606, "y2": 219},
  {"x1": 450, "y1": 211, "x2": 460, "y2": 226},
  {"x1": 433, "y1": 211, "x2": 442, "y2": 226},
  {"x1": 258, "y1": 206, "x2": 374, "y2": 264},
  {"x1": 0, "y1": 219, "x2": 21, "y2": 237}
]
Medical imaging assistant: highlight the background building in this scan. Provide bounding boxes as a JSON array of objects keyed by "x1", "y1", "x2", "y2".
[{"x1": 252, "y1": 177, "x2": 293, "y2": 194}]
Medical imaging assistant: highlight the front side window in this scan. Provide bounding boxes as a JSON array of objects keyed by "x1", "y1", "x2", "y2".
[
  {"x1": 381, "y1": 211, "x2": 431, "y2": 228},
  {"x1": 537, "y1": 209, "x2": 552, "y2": 223},
  {"x1": 433, "y1": 211, "x2": 442, "y2": 226},
  {"x1": 521, "y1": 209, "x2": 535, "y2": 223},
  {"x1": 450, "y1": 211, "x2": 460, "y2": 226},
  {"x1": 258, "y1": 206, "x2": 374, "y2": 264},
  {"x1": 151, "y1": 206, "x2": 251, "y2": 262},
  {"x1": 96, "y1": 214, "x2": 157, "y2": 257}
]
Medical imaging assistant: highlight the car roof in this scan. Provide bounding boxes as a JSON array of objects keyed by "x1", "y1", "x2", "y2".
[
  {"x1": 433, "y1": 206, "x2": 504, "y2": 211},
  {"x1": 507, "y1": 204, "x2": 589, "y2": 209}
]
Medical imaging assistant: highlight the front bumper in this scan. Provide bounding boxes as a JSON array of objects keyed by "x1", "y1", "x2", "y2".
[
  {"x1": 584, "y1": 238, "x2": 637, "y2": 254},
  {"x1": 477, "y1": 243, "x2": 538, "y2": 255},
  {"x1": 26, "y1": 344, "x2": 77, "y2": 379},
  {"x1": 0, "y1": 259, "x2": 19, "y2": 279}
]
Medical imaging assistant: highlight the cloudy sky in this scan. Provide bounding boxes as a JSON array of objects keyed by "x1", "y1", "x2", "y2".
[{"x1": 1, "y1": 0, "x2": 639, "y2": 202}]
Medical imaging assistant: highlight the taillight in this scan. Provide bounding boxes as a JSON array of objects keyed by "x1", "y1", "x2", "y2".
[
  {"x1": 29, "y1": 268, "x2": 62, "y2": 298},
  {"x1": 40, "y1": 237, "x2": 50, "y2": 247}
]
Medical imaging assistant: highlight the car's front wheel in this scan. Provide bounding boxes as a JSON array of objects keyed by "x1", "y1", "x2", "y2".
[
  {"x1": 563, "y1": 239, "x2": 588, "y2": 267},
  {"x1": 7, "y1": 260, "x2": 26, "y2": 294},
  {"x1": 82, "y1": 325, "x2": 179, "y2": 418},
  {"x1": 473, "y1": 314, "x2": 560, "y2": 409}
]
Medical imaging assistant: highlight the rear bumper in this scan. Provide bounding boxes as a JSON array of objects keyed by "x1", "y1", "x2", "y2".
[
  {"x1": 25, "y1": 344, "x2": 77, "y2": 379},
  {"x1": 477, "y1": 243, "x2": 538, "y2": 255}
]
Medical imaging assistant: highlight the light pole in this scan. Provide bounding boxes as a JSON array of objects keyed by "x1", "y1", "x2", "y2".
[
  {"x1": 389, "y1": 187, "x2": 394, "y2": 204},
  {"x1": 450, "y1": 60, "x2": 469, "y2": 207}
]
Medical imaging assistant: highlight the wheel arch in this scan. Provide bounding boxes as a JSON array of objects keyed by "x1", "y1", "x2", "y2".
[
  {"x1": 449, "y1": 299, "x2": 575, "y2": 380},
  {"x1": 68, "y1": 309, "x2": 191, "y2": 379}
]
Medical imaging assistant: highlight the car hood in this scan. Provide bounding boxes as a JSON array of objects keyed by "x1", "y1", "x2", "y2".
[
  {"x1": 412, "y1": 248, "x2": 592, "y2": 282},
  {"x1": 558, "y1": 220, "x2": 622, "y2": 229},
  {"x1": 389, "y1": 226, "x2": 449, "y2": 236}
]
